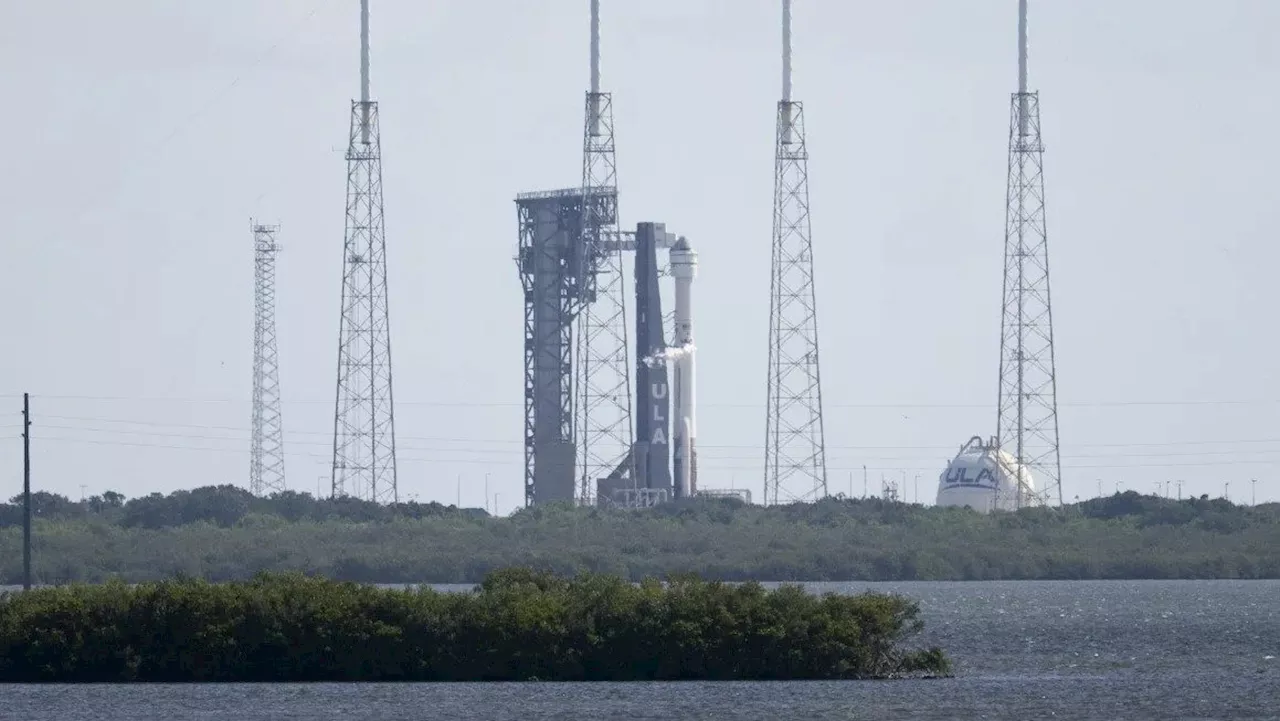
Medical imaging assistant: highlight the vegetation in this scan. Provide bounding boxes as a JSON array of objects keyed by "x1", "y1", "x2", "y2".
[
  {"x1": 0, "y1": 569, "x2": 949, "y2": 682},
  {"x1": 1, "y1": 486, "x2": 1277, "y2": 584}
]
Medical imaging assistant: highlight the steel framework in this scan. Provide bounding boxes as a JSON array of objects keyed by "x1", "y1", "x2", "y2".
[
  {"x1": 575, "y1": 90, "x2": 633, "y2": 505},
  {"x1": 516, "y1": 189, "x2": 598, "y2": 506},
  {"x1": 763, "y1": 97, "x2": 828, "y2": 506},
  {"x1": 331, "y1": 98, "x2": 398, "y2": 503},
  {"x1": 995, "y1": 90, "x2": 1062, "y2": 508},
  {"x1": 250, "y1": 222, "x2": 286, "y2": 496},
  {"x1": 995, "y1": 1, "x2": 1062, "y2": 508}
]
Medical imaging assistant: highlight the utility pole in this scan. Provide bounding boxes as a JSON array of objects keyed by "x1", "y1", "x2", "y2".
[
  {"x1": 863, "y1": 465, "x2": 868, "y2": 499},
  {"x1": 1251, "y1": 478, "x2": 1257, "y2": 506},
  {"x1": 22, "y1": 393, "x2": 32, "y2": 591},
  {"x1": 1224, "y1": 481, "x2": 1230, "y2": 502},
  {"x1": 484, "y1": 473, "x2": 490, "y2": 514},
  {"x1": 1176, "y1": 480, "x2": 1183, "y2": 500},
  {"x1": 456, "y1": 474, "x2": 461, "y2": 508},
  {"x1": 1097, "y1": 478, "x2": 1102, "y2": 498}
]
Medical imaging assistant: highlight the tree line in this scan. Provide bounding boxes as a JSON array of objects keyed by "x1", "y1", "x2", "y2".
[
  {"x1": 0, "y1": 569, "x2": 950, "y2": 682},
  {"x1": 0, "y1": 486, "x2": 1276, "y2": 585}
]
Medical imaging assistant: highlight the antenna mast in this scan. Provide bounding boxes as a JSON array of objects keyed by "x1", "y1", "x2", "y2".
[
  {"x1": 996, "y1": 0, "x2": 1063, "y2": 508},
  {"x1": 764, "y1": 0, "x2": 828, "y2": 505},
  {"x1": 332, "y1": 0, "x2": 399, "y2": 503},
  {"x1": 250, "y1": 221, "x2": 287, "y2": 496},
  {"x1": 575, "y1": 0, "x2": 634, "y2": 505}
]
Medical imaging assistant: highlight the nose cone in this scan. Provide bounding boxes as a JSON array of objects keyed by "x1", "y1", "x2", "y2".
[{"x1": 670, "y1": 237, "x2": 697, "y2": 278}]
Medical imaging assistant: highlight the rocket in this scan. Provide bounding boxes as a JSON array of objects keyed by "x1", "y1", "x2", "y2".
[{"x1": 670, "y1": 237, "x2": 697, "y2": 498}]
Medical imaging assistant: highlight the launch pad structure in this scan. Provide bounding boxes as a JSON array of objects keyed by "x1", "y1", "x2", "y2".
[{"x1": 516, "y1": 190, "x2": 695, "y2": 508}]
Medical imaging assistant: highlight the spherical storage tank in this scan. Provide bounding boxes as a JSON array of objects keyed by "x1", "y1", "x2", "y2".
[{"x1": 935, "y1": 436, "x2": 1035, "y2": 513}]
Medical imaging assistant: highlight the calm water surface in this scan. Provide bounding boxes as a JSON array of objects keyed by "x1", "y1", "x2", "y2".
[{"x1": 2, "y1": 580, "x2": 1276, "y2": 720}]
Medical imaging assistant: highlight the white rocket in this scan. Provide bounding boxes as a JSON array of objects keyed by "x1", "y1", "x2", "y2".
[{"x1": 670, "y1": 237, "x2": 697, "y2": 498}]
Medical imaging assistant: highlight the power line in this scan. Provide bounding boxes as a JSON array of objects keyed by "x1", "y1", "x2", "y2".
[
  {"x1": 24, "y1": 434, "x2": 1280, "y2": 472},
  {"x1": 7, "y1": 393, "x2": 1280, "y2": 409},
  {"x1": 26, "y1": 416, "x2": 1280, "y2": 454}
]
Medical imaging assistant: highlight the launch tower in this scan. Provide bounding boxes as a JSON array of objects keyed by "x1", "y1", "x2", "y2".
[
  {"x1": 331, "y1": 0, "x2": 398, "y2": 503},
  {"x1": 764, "y1": 0, "x2": 828, "y2": 505},
  {"x1": 995, "y1": 0, "x2": 1063, "y2": 507}
]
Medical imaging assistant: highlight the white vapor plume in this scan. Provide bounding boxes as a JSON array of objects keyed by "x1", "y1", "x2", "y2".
[{"x1": 643, "y1": 343, "x2": 696, "y2": 368}]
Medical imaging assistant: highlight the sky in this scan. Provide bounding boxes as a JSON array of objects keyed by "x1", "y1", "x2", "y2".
[{"x1": 1, "y1": 0, "x2": 1279, "y2": 512}]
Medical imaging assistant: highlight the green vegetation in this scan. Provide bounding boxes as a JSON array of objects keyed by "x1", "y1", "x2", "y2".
[
  {"x1": 0, "y1": 569, "x2": 949, "y2": 682},
  {"x1": 1, "y1": 486, "x2": 1277, "y2": 584}
]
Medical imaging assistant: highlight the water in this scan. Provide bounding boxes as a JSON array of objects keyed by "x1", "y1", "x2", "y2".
[{"x1": 2, "y1": 580, "x2": 1276, "y2": 720}]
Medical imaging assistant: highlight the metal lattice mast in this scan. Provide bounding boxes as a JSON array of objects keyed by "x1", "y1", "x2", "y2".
[
  {"x1": 331, "y1": 0, "x2": 398, "y2": 503},
  {"x1": 995, "y1": 0, "x2": 1062, "y2": 507},
  {"x1": 764, "y1": 0, "x2": 827, "y2": 506},
  {"x1": 575, "y1": 0, "x2": 633, "y2": 504},
  {"x1": 250, "y1": 221, "x2": 286, "y2": 496}
]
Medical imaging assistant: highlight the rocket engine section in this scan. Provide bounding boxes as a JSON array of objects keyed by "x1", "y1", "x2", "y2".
[{"x1": 670, "y1": 237, "x2": 698, "y2": 499}]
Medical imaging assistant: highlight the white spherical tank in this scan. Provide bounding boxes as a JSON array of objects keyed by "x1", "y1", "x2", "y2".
[{"x1": 935, "y1": 436, "x2": 1036, "y2": 513}]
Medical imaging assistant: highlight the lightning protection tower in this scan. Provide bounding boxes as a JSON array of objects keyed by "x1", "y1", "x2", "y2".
[
  {"x1": 250, "y1": 221, "x2": 286, "y2": 496},
  {"x1": 995, "y1": 0, "x2": 1063, "y2": 507},
  {"x1": 764, "y1": 0, "x2": 828, "y2": 506},
  {"x1": 575, "y1": 0, "x2": 633, "y2": 505},
  {"x1": 331, "y1": 0, "x2": 398, "y2": 503}
]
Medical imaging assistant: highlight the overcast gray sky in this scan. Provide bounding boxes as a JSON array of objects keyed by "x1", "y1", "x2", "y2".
[{"x1": 2, "y1": 0, "x2": 1278, "y2": 511}]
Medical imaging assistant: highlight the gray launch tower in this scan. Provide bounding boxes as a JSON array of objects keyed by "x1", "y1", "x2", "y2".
[{"x1": 516, "y1": 188, "x2": 606, "y2": 505}]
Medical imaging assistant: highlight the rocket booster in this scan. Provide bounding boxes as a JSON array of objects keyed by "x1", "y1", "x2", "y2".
[{"x1": 670, "y1": 237, "x2": 697, "y2": 498}]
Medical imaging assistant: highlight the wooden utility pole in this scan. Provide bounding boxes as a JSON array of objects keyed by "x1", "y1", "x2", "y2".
[{"x1": 22, "y1": 393, "x2": 32, "y2": 591}]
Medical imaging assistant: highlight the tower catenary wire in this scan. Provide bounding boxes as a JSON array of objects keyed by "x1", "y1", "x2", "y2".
[
  {"x1": 764, "y1": 0, "x2": 828, "y2": 506},
  {"x1": 575, "y1": 0, "x2": 633, "y2": 505},
  {"x1": 250, "y1": 221, "x2": 286, "y2": 496},
  {"x1": 332, "y1": 0, "x2": 398, "y2": 503},
  {"x1": 995, "y1": 0, "x2": 1063, "y2": 507}
]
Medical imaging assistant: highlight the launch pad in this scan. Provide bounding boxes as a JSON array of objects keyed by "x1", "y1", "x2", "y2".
[{"x1": 516, "y1": 191, "x2": 697, "y2": 508}]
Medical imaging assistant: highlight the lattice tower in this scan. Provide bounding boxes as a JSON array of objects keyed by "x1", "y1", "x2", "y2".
[
  {"x1": 995, "y1": 0, "x2": 1062, "y2": 508},
  {"x1": 575, "y1": 0, "x2": 633, "y2": 504},
  {"x1": 331, "y1": 0, "x2": 398, "y2": 503},
  {"x1": 250, "y1": 222, "x2": 286, "y2": 496},
  {"x1": 764, "y1": 0, "x2": 828, "y2": 505}
]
